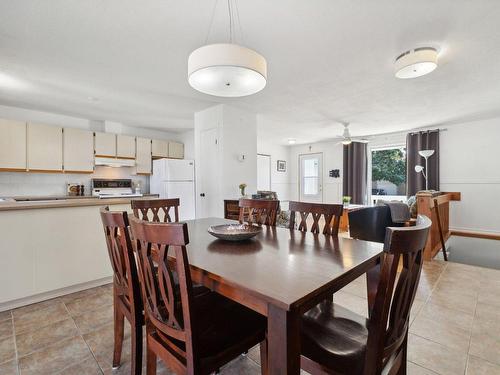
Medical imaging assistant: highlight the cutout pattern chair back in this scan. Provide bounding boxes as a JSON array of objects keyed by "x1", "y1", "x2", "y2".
[
  {"x1": 288, "y1": 201, "x2": 344, "y2": 235},
  {"x1": 364, "y1": 215, "x2": 431, "y2": 373},
  {"x1": 239, "y1": 198, "x2": 279, "y2": 226},
  {"x1": 99, "y1": 207, "x2": 142, "y2": 310},
  {"x1": 131, "y1": 198, "x2": 180, "y2": 223},
  {"x1": 129, "y1": 217, "x2": 195, "y2": 358}
]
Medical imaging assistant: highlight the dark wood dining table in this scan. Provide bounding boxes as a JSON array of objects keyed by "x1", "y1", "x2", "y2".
[{"x1": 178, "y1": 217, "x2": 384, "y2": 375}]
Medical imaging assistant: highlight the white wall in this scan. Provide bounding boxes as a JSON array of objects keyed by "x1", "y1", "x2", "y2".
[
  {"x1": 195, "y1": 104, "x2": 257, "y2": 218},
  {"x1": 257, "y1": 134, "x2": 291, "y2": 201},
  {"x1": 287, "y1": 141, "x2": 344, "y2": 204}
]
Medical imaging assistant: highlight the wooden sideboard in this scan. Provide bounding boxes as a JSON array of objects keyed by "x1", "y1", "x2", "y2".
[
  {"x1": 416, "y1": 191, "x2": 461, "y2": 261},
  {"x1": 224, "y1": 199, "x2": 241, "y2": 220}
]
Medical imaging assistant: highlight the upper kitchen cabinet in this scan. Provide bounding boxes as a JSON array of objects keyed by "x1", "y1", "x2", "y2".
[
  {"x1": 168, "y1": 141, "x2": 184, "y2": 159},
  {"x1": 136, "y1": 137, "x2": 152, "y2": 174},
  {"x1": 63, "y1": 128, "x2": 94, "y2": 173},
  {"x1": 27, "y1": 123, "x2": 63, "y2": 171},
  {"x1": 117, "y1": 135, "x2": 136, "y2": 158},
  {"x1": 152, "y1": 139, "x2": 168, "y2": 158},
  {"x1": 94, "y1": 132, "x2": 116, "y2": 157},
  {"x1": 0, "y1": 118, "x2": 27, "y2": 171}
]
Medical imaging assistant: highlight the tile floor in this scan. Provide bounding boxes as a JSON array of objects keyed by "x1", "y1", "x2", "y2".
[{"x1": 0, "y1": 261, "x2": 499, "y2": 374}]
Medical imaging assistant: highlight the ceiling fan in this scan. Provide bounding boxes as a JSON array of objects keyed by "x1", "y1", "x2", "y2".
[{"x1": 335, "y1": 122, "x2": 370, "y2": 145}]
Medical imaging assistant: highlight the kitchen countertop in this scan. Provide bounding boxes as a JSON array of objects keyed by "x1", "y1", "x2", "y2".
[{"x1": 0, "y1": 194, "x2": 159, "y2": 211}]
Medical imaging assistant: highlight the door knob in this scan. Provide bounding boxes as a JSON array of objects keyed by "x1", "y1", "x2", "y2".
[{"x1": 200, "y1": 193, "x2": 205, "y2": 197}]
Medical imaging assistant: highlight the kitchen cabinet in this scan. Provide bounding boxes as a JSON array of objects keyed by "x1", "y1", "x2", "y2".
[
  {"x1": 152, "y1": 139, "x2": 169, "y2": 158},
  {"x1": 94, "y1": 132, "x2": 116, "y2": 157},
  {"x1": 0, "y1": 118, "x2": 27, "y2": 171},
  {"x1": 63, "y1": 128, "x2": 94, "y2": 173},
  {"x1": 136, "y1": 137, "x2": 152, "y2": 174},
  {"x1": 168, "y1": 141, "x2": 184, "y2": 159},
  {"x1": 27, "y1": 123, "x2": 63, "y2": 171},
  {"x1": 117, "y1": 135, "x2": 136, "y2": 158}
]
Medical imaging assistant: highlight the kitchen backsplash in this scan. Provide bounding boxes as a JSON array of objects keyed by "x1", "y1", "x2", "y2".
[{"x1": 0, "y1": 166, "x2": 149, "y2": 197}]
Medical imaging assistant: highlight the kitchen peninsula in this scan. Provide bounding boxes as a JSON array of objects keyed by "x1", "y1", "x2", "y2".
[{"x1": 0, "y1": 194, "x2": 157, "y2": 311}]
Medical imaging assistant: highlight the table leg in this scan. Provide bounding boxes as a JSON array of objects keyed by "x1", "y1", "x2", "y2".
[
  {"x1": 366, "y1": 258, "x2": 381, "y2": 317},
  {"x1": 267, "y1": 304, "x2": 301, "y2": 375}
]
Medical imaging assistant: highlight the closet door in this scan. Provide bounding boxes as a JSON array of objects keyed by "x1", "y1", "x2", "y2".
[{"x1": 27, "y1": 123, "x2": 63, "y2": 171}]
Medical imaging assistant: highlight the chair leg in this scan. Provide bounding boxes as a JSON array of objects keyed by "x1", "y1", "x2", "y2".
[
  {"x1": 146, "y1": 337, "x2": 157, "y2": 375},
  {"x1": 130, "y1": 316, "x2": 143, "y2": 375},
  {"x1": 397, "y1": 334, "x2": 408, "y2": 375},
  {"x1": 112, "y1": 302, "x2": 125, "y2": 369},
  {"x1": 260, "y1": 339, "x2": 268, "y2": 375}
]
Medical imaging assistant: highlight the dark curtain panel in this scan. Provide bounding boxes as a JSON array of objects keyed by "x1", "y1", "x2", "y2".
[
  {"x1": 406, "y1": 130, "x2": 440, "y2": 196},
  {"x1": 343, "y1": 142, "x2": 368, "y2": 204}
]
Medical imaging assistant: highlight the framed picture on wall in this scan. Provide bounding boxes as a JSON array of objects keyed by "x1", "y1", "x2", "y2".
[{"x1": 277, "y1": 160, "x2": 286, "y2": 172}]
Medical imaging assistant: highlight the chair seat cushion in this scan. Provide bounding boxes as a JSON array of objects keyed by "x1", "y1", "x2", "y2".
[{"x1": 301, "y1": 302, "x2": 369, "y2": 375}]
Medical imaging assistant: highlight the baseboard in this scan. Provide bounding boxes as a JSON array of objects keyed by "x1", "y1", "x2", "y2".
[{"x1": 0, "y1": 276, "x2": 113, "y2": 312}]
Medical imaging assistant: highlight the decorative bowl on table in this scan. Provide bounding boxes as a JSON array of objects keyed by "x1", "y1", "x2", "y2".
[{"x1": 207, "y1": 223, "x2": 262, "y2": 241}]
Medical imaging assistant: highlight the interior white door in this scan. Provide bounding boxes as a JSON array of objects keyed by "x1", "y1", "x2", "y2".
[
  {"x1": 198, "y1": 128, "x2": 219, "y2": 218},
  {"x1": 299, "y1": 153, "x2": 323, "y2": 202},
  {"x1": 257, "y1": 154, "x2": 271, "y2": 191}
]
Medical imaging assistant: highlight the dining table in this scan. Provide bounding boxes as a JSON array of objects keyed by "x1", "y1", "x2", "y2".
[{"x1": 175, "y1": 217, "x2": 384, "y2": 375}]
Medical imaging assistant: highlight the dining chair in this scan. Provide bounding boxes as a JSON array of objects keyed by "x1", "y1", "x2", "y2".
[
  {"x1": 131, "y1": 198, "x2": 180, "y2": 222},
  {"x1": 239, "y1": 198, "x2": 279, "y2": 226},
  {"x1": 129, "y1": 217, "x2": 268, "y2": 375},
  {"x1": 289, "y1": 201, "x2": 344, "y2": 236},
  {"x1": 348, "y1": 205, "x2": 403, "y2": 243},
  {"x1": 100, "y1": 207, "x2": 144, "y2": 375},
  {"x1": 300, "y1": 215, "x2": 431, "y2": 375}
]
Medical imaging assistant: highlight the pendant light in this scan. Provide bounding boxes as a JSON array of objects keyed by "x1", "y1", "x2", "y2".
[{"x1": 188, "y1": 0, "x2": 267, "y2": 97}]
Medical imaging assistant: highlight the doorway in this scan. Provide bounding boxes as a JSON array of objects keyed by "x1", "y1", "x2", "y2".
[
  {"x1": 299, "y1": 153, "x2": 323, "y2": 202},
  {"x1": 257, "y1": 154, "x2": 271, "y2": 191}
]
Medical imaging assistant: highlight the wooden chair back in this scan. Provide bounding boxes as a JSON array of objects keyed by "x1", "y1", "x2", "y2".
[
  {"x1": 239, "y1": 198, "x2": 279, "y2": 226},
  {"x1": 364, "y1": 215, "x2": 431, "y2": 374},
  {"x1": 99, "y1": 207, "x2": 142, "y2": 316},
  {"x1": 288, "y1": 201, "x2": 344, "y2": 235},
  {"x1": 131, "y1": 198, "x2": 180, "y2": 223},
  {"x1": 129, "y1": 217, "x2": 197, "y2": 368}
]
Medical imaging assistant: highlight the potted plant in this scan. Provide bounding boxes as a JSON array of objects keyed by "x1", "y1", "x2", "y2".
[
  {"x1": 239, "y1": 183, "x2": 247, "y2": 197},
  {"x1": 342, "y1": 195, "x2": 351, "y2": 207}
]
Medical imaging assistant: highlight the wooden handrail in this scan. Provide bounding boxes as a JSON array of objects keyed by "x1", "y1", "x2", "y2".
[{"x1": 451, "y1": 230, "x2": 500, "y2": 241}]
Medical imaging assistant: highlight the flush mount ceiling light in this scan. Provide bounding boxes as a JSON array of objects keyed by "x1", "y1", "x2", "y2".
[
  {"x1": 394, "y1": 47, "x2": 438, "y2": 79},
  {"x1": 188, "y1": 0, "x2": 267, "y2": 97}
]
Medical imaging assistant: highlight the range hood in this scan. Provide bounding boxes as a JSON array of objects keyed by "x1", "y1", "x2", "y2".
[{"x1": 94, "y1": 157, "x2": 136, "y2": 168}]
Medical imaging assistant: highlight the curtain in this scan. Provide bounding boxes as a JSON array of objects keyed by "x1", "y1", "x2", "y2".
[
  {"x1": 343, "y1": 142, "x2": 368, "y2": 204},
  {"x1": 406, "y1": 130, "x2": 440, "y2": 196}
]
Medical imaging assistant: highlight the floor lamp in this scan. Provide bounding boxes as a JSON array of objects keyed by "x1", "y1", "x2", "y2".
[{"x1": 414, "y1": 149, "x2": 435, "y2": 190}]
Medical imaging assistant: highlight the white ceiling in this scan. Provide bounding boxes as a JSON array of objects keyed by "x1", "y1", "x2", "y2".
[{"x1": 1, "y1": 0, "x2": 500, "y2": 144}]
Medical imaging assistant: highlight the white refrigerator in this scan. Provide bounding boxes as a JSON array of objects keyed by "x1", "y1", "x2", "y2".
[{"x1": 150, "y1": 159, "x2": 196, "y2": 220}]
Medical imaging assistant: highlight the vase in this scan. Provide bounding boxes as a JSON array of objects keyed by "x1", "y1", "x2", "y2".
[{"x1": 240, "y1": 187, "x2": 246, "y2": 196}]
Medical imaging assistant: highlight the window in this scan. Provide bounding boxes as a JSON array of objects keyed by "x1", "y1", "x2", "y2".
[{"x1": 371, "y1": 146, "x2": 406, "y2": 202}]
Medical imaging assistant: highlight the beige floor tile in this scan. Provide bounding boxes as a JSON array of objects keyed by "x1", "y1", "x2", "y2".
[
  {"x1": 408, "y1": 334, "x2": 467, "y2": 375},
  {"x1": 480, "y1": 268, "x2": 500, "y2": 282},
  {"x1": 83, "y1": 322, "x2": 133, "y2": 373},
  {"x1": 466, "y1": 355, "x2": 500, "y2": 375},
  {"x1": 428, "y1": 288, "x2": 477, "y2": 315},
  {"x1": 0, "y1": 321, "x2": 12, "y2": 340},
  {"x1": 477, "y1": 288, "x2": 500, "y2": 308},
  {"x1": 339, "y1": 280, "x2": 367, "y2": 298},
  {"x1": 408, "y1": 361, "x2": 439, "y2": 375},
  {"x1": 247, "y1": 344, "x2": 261, "y2": 365},
  {"x1": 13, "y1": 302, "x2": 69, "y2": 335},
  {"x1": 12, "y1": 298, "x2": 61, "y2": 319},
  {"x1": 0, "y1": 312, "x2": 11, "y2": 324},
  {"x1": 475, "y1": 302, "x2": 500, "y2": 323},
  {"x1": 18, "y1": 336, "x2": 92, "y2": 375},
  {"x1": 0, "y1": 359, "x2": 18, "y2": 375},
  {"x1": 55, "y1": 357, "x2": 103, "y2": 375},
  {"x1": 16, "y1": 318, "x2": 79, "y2": 358},
  {"x1": 333, "y1": 291, "x2": 369, "y2": 318},
  {"x1": 409, "y1": 299, "x2": 425, "y2": 325},
  {"x1": 65, "y1": 292, "x2": 113, "y2": 317},
  {"x1": 0, "y1": 336, "x2": 15, "y2": 365},
  {"x1": 468, "y1": 321, "x2": 500, "y2": 366},
  {"x1": 220, "y1": 355, "x2": 261, "y2": 375},
  {"x1": 59, "y1": 287, "x2": 103, "y2": 304},
  {"x1": 73, "y1": 304, "x2": 113, "y2": 335}
]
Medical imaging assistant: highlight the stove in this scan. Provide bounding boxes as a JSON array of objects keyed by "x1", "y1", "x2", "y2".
[{"x1": 91, "y1": 178, "x2": 143, "y2": 199}]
